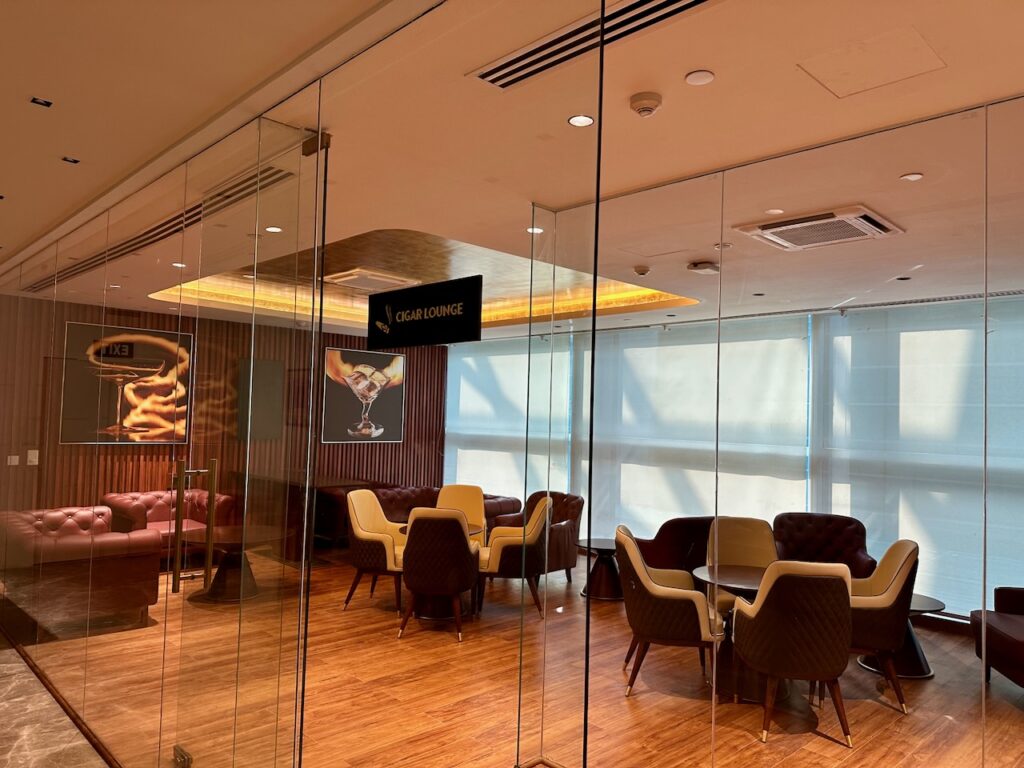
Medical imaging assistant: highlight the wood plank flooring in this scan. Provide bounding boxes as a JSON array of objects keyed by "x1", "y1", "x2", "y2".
[{"x1": 16, "y1": 547, "x2": 1024, "y2": 767}]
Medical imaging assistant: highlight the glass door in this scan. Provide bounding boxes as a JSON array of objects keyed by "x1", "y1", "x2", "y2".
[{"x1": 159, "y1": 101, "x2": 325, "y2": 767}]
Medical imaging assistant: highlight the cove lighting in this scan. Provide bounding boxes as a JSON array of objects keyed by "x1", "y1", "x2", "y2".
[{"x1": 567, "y1": 114, "x2": 594, "y2": 127}]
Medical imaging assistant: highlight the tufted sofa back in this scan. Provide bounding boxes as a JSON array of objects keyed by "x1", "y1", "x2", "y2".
[
  {"x1": 27, "y1": 506, "x2": 112, "y2": 537},
  {"x1": 773, "y1": 512, "x2": 877, "y2": 578},
  {"x1": 372, "y1": 485, "x2": 522, "y2": 525},
  {"x1": 102, "y1": 490, "x2": 235, "y2": 532}
]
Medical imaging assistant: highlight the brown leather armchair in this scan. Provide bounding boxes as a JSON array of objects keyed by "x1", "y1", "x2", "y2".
[
  {"x1": 615, "y1": 525, "x2": 723, "y2": 697},
  {"x1": 372, "y1": 485, "x2": 521, "y2": 528},
  {"x1": 773, "y1": 512, "x2": 877, "y2": 578},
  {"x1": 398, "y1": 508, "x2": 480, "y2": 642},
  {"x1": 492, "y1": 491, "x2": 583, "y2": 581},
  {"x1": 971, "y1": 587, "x2": 1024, "y2": 688},
  {"x1": 850, "y1": 539, "x2": 919, "y2": 713},
  {"x1": 1, "y1": 507, "x2": 161, "y2": 639},
  {"x1": 733, "y1": 561, "x2": 854, "y2": 747},
  {"x1": 634, "y1": 516, "x2": 714, "y2": 573}
]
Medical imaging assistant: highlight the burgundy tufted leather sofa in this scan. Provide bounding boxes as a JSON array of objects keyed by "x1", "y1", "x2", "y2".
[
  {"x1": 1, "y1": 507, "x2": 161, "y2": 637},
  {"x1": 101, "y1": 489, "x2": 236, "y2": 549},
  {"x1": 772, "y1": 512, "x2": 877, "y2": 578},
  {"x1": 313, "y1": 483, "x2": 522, "y2": 546},
  {"x1": 972, "y1": 587, "x2": 1024, "y2": 689}
]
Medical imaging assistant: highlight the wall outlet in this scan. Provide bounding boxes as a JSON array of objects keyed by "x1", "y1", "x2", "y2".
[
  {"x1": 26, "y1": 450, "x2": 39, "y2": 466},
  {"x1": 6, "y1": 455, "x2": 18, "y2": 466}
]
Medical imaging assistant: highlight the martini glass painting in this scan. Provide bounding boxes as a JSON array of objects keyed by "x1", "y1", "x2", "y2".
[
  {"x1": 343, "y1": 363, "x2": 391, "y2": 438},
  {"x1": 92, "y1": 358, "x2": 165, "y2": 440}
]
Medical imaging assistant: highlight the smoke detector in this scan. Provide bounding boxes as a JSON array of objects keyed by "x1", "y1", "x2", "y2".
[
  {"x1": 630, "y1": 91, "x2": 662, "y2": 117},
  {"x1": 687, "y1": 261, "x2": 720, "y2": 275}
]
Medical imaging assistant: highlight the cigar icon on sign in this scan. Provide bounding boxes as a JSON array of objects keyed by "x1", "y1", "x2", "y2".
[{"x1": 375, "y1": 304, "x2": 393, "y2": 334}]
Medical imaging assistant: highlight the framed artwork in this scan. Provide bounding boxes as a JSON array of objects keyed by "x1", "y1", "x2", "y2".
[
  {"x1": 322, "y1": 348, "x2": 405, "y2": 444},
  {"x1": 60, "y1": 322, "x2": 193, "y2": 445}
]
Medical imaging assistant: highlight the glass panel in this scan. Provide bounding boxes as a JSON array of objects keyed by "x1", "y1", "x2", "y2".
[
  {"x1": 719, "y1": 108, "x2": 986, "y2": 758},
  {"x1": 983, "y1": 95, "x2": 1024, "y2": 765},
  {"x1": 583, "y1": 170, "x2": 725, "y2": 766}
]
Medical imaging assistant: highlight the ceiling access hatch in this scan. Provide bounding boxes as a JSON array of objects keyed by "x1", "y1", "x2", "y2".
[
  {"x1": 322, "y1": 267, "x2": 420, "y2": 293},
  {"x1": 736, "y1": 205, "x2": 903, "y2": 251},
  {"x1": 474, "y1": 0, "x2": 710, "y2": 89}
]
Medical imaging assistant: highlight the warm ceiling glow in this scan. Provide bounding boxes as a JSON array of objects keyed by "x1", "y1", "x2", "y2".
[
  {"x1": 149, "y1": 273, "x2": 699, "y2": 330},
  {"x1": 265, "y1": 226, "x2": 283, "y2": 233},
  {"x1": 567, "y1": 115, "x2": 594, "y2": 127},
  {"x1": 526, "y1": 226, "x2": 544, "y2": 234}
]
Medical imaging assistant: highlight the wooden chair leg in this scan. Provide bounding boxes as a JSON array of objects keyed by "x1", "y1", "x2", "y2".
[
  {"x1": 565, "y1": 567, "x2": 572, "y2": 583},
  {"x1": 985, "y1": 664, "x2": 991, "y2": 684},
  {"x1": 761, "y1": 676, "x2": 778, "y2": 743},
  {"x1": 808, "y1": 680, "x2": 816, "y2": 705},
  {"x1": 393, "y1": 575, "x2": 402, "y2": 617},
  {"x1": 369, "y1": 573, "x2": 378, "y2": 597},
  {"x1": 526, "y1": 575, "x2": 543, "y2": 617},
  {"x1": 397, "y1": 599, "x2": 415, "y2": 638},
  {"x1": 818, "y1": 680, "x2": 825, "y2": 708},
  {"x1": 624, "y1": 635, "x2": 639, "y2": 670},
  {"x1": 881, "y1": 654, "x2": 908, "y2": 714},
  {"x1": 626, "y1": 641, "x2": 650, "y2": 696},
  {"x1": 826, "y1": 679, "x2": 853, "y2": 748},
  {"x1": 343, "y1": 569, "x2": 363, "y2": 610},
  {"x1": 452, "y1": 596, "x2": 464, "y2": 642}
]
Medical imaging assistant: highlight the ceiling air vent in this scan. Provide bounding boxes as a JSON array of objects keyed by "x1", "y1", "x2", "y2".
[
  {"x1": 736, "y1": 206, "x2": 903, "y2": 251},
  {"x1": 475, "y1": 0, "x2": 710, "y2": 89},
  {"x1": 322, "y1": 268, "x2": 420, "y2": 294}
]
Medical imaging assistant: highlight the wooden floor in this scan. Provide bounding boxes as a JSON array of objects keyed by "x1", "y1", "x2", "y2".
[{"x1": 17, "y1": 547, "x2": 1024, "y2": 768}]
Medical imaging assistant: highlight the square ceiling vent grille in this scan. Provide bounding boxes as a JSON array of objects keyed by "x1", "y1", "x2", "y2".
[
  {"x1": 322, "y1": 268, "x2": 420, "y2": 293},
  {"x1": 736, "y1": 205, "x2": 903, "y2": 251}
]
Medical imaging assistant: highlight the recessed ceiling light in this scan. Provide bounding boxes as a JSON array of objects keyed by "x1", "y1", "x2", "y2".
[
  {"x1": 0, "y1": 195, "x2": 5, "y2": 201},
  {"x1": 265, "y1": 226, "x2": 283, "y2": 233},
  {"x1": 108, "y1": 284, "x2": 121, "y2": 289},
  {"x1": 685, "y1": 69, "x2": 715, "y2": 86},
  {"x1": 764, "y1": 208, "x2": 785, "y2": 215},
  {"x1": 713, "y1": 242, "x2": 732, "y2": 250},
  {"x1": 61, "y1": 156, "x2": 80, "y2": 164},
  {"x1": 30, "y1": 97, "x2": 53, "y2": 108},
  {"x1": 900, "y1": 172, "x2": 924, "y2": 182},
  {"x1": 171, "y1": 262, "x2": 187, "y2": 269},
  {"x1": 567, "y1": 114, "x2": 594, "y2": 127},
  {"x1": 526, "y1": 227, "x2": 544, "y2": 234}
]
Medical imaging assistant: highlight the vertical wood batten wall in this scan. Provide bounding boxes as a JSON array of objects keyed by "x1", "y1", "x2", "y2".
[{"x1": 0, "y1": 294, "x2": 447, "y2": 515}]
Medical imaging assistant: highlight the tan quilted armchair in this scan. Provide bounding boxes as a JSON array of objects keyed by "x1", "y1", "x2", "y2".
[{"x1": 343, "y1": 489, "x2": 406, "y2": 615}]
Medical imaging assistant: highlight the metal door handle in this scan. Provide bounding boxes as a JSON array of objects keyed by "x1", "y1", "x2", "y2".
[{"x1": 171, "y1": 458, "x2": 219, "y2": 593}]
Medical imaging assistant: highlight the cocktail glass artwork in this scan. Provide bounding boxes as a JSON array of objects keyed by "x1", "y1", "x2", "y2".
[
  {"x1": 343, "y1": 363, "x2": 392, "y2": 438},
  {"x1": 92, "y1": 358, "x2": 165, "y2": 440}
]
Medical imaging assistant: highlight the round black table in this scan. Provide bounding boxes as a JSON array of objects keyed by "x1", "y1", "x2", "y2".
[
  {"x1": 691, "y1": 565, "x2": 765, "y2": 598},
  {"x1": 183, "y1": 525, "x2": 281, "y2": 603},
  {"x1": 858, "y1": 594, "x2": 945, "y2": 679},
  {"x1": 577, "y1": 538, "x2": 623, "y2": 600}
]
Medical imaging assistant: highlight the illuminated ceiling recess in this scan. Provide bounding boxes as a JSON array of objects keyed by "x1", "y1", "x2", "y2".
[{"x1": 149, "y1": 229, "x2": 699, "y2": 332}]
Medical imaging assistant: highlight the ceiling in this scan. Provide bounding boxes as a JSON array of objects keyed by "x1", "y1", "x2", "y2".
[{"x1": 4, "y1": 0, "x2": 1024, "y2": 336}]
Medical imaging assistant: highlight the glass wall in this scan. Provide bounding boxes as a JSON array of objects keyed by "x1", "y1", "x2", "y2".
[{"x1": 0, "y1": 82, "x2": 325, "y2": 767}]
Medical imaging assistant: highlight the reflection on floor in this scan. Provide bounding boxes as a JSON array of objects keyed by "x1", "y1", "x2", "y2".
[
  {"x1": 0, "y1": 634, "x2": 105, "y2": 767},
  {"x1": 13, "y1": 548, "x2": 1024, "y2": 768}
]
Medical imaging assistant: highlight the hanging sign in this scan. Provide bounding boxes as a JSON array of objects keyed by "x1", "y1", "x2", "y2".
[{"x1": 367, "y1": 275, "x2": 483, "y2": 350}]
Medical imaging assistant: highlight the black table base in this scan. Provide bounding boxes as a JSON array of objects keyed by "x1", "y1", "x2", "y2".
[
  {"x1": 188, "y1": 551, "x2": 260, "y2": 604},
  {"x1": 857, "y1": 620, "x2": 934, "y2": 679}
]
